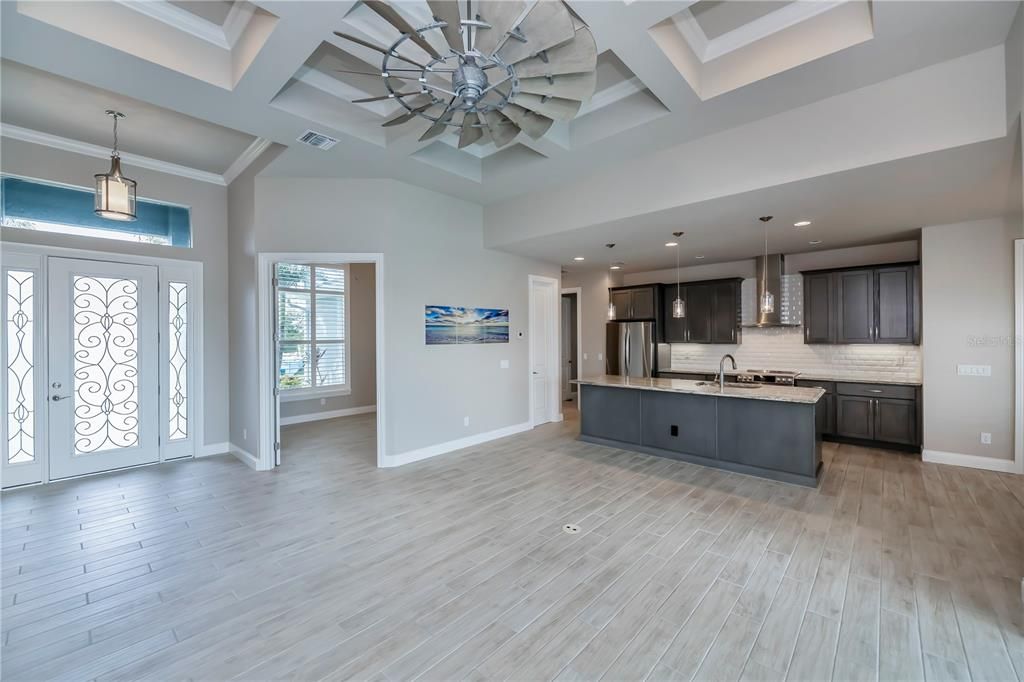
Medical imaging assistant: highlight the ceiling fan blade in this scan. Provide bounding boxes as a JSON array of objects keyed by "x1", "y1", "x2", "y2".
[
  {"x1": 518, "y1": 71, "x2": 596, "y2": 101},
  {"x1": 352, "y1": 91, "x2": 421, "y2": 103},
  {"x1": 332, "y1": 31, "x2": 427, "y2": 69},
  {"x1": 419, "y1": 109, "x2": 455, "y2": 141},
  {"x1": 362, "y1": 1, "x2": 443, "y2": 60},
  {"x1": 510, "y1": 27, "x2": 597, "y2": 78},
  {"x1": 514, "y1": 92, "x2": 581, "y2": 120},
  {"x1": 458, "y1": 112, "x2": 483, "y2": 148},
  {"x1": 472, "y1": 0, "x2": 527, "y2": 57},
  {"x1": 481, "y1": 110, "x2": 519, "y2": 148},
  {"x1": 500, "y1": 103, "x2": 553, "y2": 139},
  {"x1": 496, "y1": 1, "x2": 575, "y2": 66},
  {"x1": 382, "y1": 96, "x2": 436, "y2": 127},
  {"x1": 427, "y1": 0, "x2": 463, "y2": 52}
]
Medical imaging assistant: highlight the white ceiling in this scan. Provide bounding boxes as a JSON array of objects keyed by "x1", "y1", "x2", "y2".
[
  {"x1": 168, "y1": 0, "x2": 235, "y2": 26},
  {"x1": 0, "y1": 0, "x2": 1020, "y2": 273},
  {"x1": 0, "y1": 60, "x2": 257, "y2": 174}
]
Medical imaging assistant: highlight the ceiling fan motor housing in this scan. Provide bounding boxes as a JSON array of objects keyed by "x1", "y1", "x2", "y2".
[{"x1": 452, "y1": 57, "x2": 489, "y2": 106}]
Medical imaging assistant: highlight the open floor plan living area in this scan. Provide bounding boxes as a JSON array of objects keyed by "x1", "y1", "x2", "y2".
[{"x1": 1, "y1": 0, "x2": 1023, "y2": 680}]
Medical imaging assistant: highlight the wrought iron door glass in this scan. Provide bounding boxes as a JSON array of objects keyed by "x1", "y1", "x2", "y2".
[
  {"x1": 168, "y1": 281, "x2": 188, "y2": 441},
  {"x1": 6, "y1": 270, "x2": 34, "y2": 464}
]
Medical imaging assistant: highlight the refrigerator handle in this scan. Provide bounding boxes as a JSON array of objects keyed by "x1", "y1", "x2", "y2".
[{"x1": 624, "y1": 326, "x2": 630, "y2": 375}]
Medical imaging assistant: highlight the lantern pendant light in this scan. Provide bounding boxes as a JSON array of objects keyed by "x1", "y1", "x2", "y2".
[
  {"x1": 759, "y1": 216, "x2": 775, "y2": 315},
  {"x1": 606, "y1": 243, "x2": 618, "y2": 319},
  {"x1": 671, "y1": 232, "x2": 685, "y2": 318},
  {"x1": 94, "y1": 110, "x2": 137, "y2": 222}
]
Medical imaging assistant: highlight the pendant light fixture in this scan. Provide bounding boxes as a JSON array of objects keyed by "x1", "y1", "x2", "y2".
[
  {"x1": 606, "y1": 243, "x2": 618, "y2": 319},
  {"x1": 671, "y1": 232, "x2": 685, "y2": 318},
  {"x1": 759, "y1": 216, "x2": 775, "y2": 314},
  {"x1": 94, "y1": 110, "x2": 137, "y2": 222}
]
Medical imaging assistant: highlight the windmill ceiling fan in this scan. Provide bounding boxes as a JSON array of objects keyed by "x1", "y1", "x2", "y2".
[{"x1": 334, "y1": 0, "x2": 598, "y2": 149}]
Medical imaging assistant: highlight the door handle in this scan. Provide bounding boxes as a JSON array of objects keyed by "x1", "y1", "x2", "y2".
[{"x1": 51, "y1": 394, "x2": 72, "y2": 402}]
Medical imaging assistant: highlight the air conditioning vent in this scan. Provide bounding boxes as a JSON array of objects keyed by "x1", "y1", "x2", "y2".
[{"x1": 297, "y1": 130, "x2": 339, "y2": 150}]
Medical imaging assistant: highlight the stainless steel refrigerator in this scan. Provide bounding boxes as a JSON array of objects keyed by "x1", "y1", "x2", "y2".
[{"x1": 606, "y1": 321, "x2": 656, "y2": 377}]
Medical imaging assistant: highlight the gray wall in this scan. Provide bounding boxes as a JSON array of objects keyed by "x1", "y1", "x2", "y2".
[
  {"x1": 229, "y1": 176, "x2": 559, "y2": 460},
  {"x1": 280, "y1": 262, "x2": 377, "y2": 419},
  {"x1": 922, "y1": 217, "x2": 1022, "y2": 461},
  {"x1": 1, "y1": 138, "x2": 231, "y2": 447},
  {"x1": 561, "y1": 268, "x2": 623, "y2": 378}
]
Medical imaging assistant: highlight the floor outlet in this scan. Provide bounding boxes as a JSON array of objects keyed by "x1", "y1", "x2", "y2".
[{"x1": 563, "y1": 524, "x2": 580, "y2": 534}]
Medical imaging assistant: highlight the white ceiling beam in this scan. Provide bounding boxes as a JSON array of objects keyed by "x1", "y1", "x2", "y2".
[{"x1": 223, "y1": 136, "x2": 274, "y2": 185}]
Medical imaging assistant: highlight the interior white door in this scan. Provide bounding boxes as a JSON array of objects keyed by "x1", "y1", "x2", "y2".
[
  {"x1": 48, "y1": 258, "x2": 160, "y2": 479},
  {"x1": 530, "y1": 276, "x2": 557, "y2": 426},
  {"x1": 561, "y1": 296, "x2": 572, "y2": 401}
]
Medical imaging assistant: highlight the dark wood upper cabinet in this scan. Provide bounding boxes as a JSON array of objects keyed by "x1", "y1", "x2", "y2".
[
  {"x1": 803, "y1": 263, "x2": 919, "y2": 345},
  {"x1": 802, "y1": 272, "x2": 835, "y2": 344},
  {"x1": 631, "y1": 287, "x2": 656, "y2": 320},
  {"x1": 661, "y1": 286, "x2": 687, "y2": 343},
  {"x1": 876, "y1": 265, "x2": 918, "y2": 344},
  {"x1": 608, "y1": 286, "x2": 658, "y2": 321},
  {"x1": 711, "y1": 281, "x2": 741, "y2": 344},
  {"x1": 683, "y1": 283, "x2": 714, "y2": 343},
  {"x1": 835, "y1": 269, "x2": 875, "y2": 344}
]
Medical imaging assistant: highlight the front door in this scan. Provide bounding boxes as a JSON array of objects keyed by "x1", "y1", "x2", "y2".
[{"x1": 47, "y1": 258, "x2": 160, "y2": 479}]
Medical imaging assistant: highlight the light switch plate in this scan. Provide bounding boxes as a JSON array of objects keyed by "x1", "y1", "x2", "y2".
[
  {"x1": 957, "y1": 364, "x2": 991, "y2": 377},
  {"x1": 500, "y1": 359, "x2": 509, "y2": 369}
]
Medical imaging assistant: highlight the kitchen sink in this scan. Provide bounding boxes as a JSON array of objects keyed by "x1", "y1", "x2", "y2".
[{"x1": 696, "y1": 381, "x2": 762, "y2": 390}]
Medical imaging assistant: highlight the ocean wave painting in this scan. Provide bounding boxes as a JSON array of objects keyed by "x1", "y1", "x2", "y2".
[{"x1": 426, "y1": 305, "x2": 509, "y2": 345}]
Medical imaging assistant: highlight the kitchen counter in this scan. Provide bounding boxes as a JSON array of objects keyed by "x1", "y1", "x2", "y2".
[
  {"x1": 574, "y1": 375, "x2": 824, "y2": 404},
  {"x1": 574, "y1": 376, "x2": 824, "y2": 486},
  {"x1": 660, "y1": 369, "x2": 922, "y2": 387}
]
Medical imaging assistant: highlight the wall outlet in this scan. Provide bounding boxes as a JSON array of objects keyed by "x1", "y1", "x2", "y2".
[
  {"x1": 598, "y1": 352, "x2": 603, "y2": 361},
  {"x1": 583, "y1": 353, "x2": 589, "y2": 361},
  {"x1": 981, "y1": 432, "x2": 992, "y2": 444},
  {"x1": 500, "y1": 359, "x2": 510, "y2": 369},
  {"x1": 243, "y1": 428, "x2": 247, "y2": 441},
  {"x1": 957, "y1": 364, "x2": 992, "y2": 377},
  {"x1": 320, "y1": 397, "x2": 326, "y2": 406},
  {"x1": 463, "y1": 416, "x2": 470, "y2": 427}
]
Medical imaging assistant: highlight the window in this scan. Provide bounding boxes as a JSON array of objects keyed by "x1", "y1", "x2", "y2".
[
  {"x1": 1, "y1": 176, "x2": 192, "y2": 247},
  {"x1": 276, "y1": 263, "x2": 348, "y2": 396}
]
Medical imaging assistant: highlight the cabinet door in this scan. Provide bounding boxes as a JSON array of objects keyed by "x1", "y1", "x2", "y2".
[
  {"x1": 874, "y1": 398, "x2": 917, "y2": 445},
  {"x1": 876, "y1": 266, "x2": 915, "y2": 344},
  {"x1": 803, "y1": 272, "x2": 835, "y2": 344},
  {"x1": 632, "y1": 287, "x2": 656, "y2": 319},
  {"x1": 835, "y1": 269, "x2": 875, "y2": 343},
  {"x1": 816, "y1": 393, "x2": 835, "y2": 435},
  {"x1": 661, "y1": 286, "x2": 687, "y2": 342},
  {"x1": 836, "y1": 395, "x2": 873, "y2": 439},
  {"x1": 711, "y1": 281, "x2": 739, "y2": 344},
  {"x1": 685, "y1": 284, "x2": 714, "y2": 343},
  {"x1": 610, "y1": 290, "x2": 632, "y2": 320}
]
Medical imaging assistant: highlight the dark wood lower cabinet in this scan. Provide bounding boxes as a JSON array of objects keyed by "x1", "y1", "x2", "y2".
[
  {"x1": 798, "y1": 379, "x2": 919, "y2": 450},
  {"x1": 874, "y1": 397, "x2": 917, "y2": 445},
  {"x1": 836, "y1": 395, "x2": 874, "y2": 440}
]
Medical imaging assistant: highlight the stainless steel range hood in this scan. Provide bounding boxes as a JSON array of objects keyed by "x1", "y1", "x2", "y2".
[{"x1": 745, "y1": 254, "x2": 800, "y2": 327}]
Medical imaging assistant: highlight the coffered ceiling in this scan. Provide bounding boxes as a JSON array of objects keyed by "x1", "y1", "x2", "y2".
[{"x1": 0, "y1": 0, "x2": 1020, "y2": 270}]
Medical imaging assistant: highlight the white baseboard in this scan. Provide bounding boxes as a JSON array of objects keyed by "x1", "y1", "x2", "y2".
[
  {"x1": 383, "y1": 421, "x2": 533, "y2": 468},
  {"x1": 229, "y1": 443, "x2": 261, "y2": 470},
  {"x1": 922, "y1": 449, "x2": 1022, "y2": 473},
  {"x1": 197, "y1": 442, "x2": 230, "y2": 457},
  {"x1": 280, "y1": 405, "x2": 375, "y2": 426}
]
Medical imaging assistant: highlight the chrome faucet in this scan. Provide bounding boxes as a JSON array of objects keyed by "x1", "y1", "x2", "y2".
[{"x1": 719, "y1": 354, "x2": 737, "y2": 391}]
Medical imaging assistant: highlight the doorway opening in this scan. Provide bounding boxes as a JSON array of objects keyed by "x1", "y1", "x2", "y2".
[
  {"x1": 561, "y1": 288, "x2": 581, "y2": 405},
  {"x1": 258, "y1": 253, "x2": 384, "y2": 469}
]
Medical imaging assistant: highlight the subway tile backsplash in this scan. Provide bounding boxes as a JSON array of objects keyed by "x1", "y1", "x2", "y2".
[{"x1": 666, "y1": 327, "x2": 922, "y2": 383}]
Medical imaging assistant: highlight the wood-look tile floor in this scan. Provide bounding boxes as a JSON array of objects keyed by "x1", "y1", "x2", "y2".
[{"x1": 3, "y1": 410, "x2": 1023, "y2": 681}]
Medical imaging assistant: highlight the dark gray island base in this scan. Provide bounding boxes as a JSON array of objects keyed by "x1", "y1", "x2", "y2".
[{"x1": 576, "y1": 377, "x2": 825, "y2": 487}]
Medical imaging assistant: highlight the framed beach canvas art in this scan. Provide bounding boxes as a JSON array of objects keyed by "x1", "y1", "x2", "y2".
[{"x1": 425, "y1": 306, "x2": 509, "y2": 345}]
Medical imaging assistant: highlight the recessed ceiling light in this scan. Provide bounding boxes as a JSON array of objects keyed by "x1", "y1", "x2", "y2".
[
  {"x1": 794, "y1": 220, "x2": 812, "y2": 227},
  {"x1": 695, "y1": 255, "x2": 706, "y2": 260},
  {"x1": 610, "y1": 264, "x2": 621, "y2": 270},
  {"x1": 665, "y1": 241, "x2": 678, "y2": 247},
  {"x1": 573, "y1": 256, "x2": 585, "y2": 261},
  {"x1": 809, "y1": 240, "x2": 822, "y2": 245}
]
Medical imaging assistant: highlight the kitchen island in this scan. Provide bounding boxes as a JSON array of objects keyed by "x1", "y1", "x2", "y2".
[{"x1": 574, "y1": 375, "x2": 826, "y2": 486}]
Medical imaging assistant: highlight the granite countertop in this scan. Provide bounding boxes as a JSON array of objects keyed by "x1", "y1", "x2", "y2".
[
  {"x1": 660, "y1": 369, "x2": 922, "y2": 387},
  {"x1": 574, "y1": 375, "x2": 825, "y2": 405}
]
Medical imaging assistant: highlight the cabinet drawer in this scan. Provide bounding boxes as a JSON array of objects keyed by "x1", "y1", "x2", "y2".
[{"x1": 836, "y1": 382, "x2": 916, "y2": 400}]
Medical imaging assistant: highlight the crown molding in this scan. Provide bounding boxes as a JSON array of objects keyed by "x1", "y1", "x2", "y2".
[
  {"x1": 1, "y1": 124, "x2": 227, "y2": 185},
  {"x1": 223, "y1": 137, "x2": 273, "y2": 185}
]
